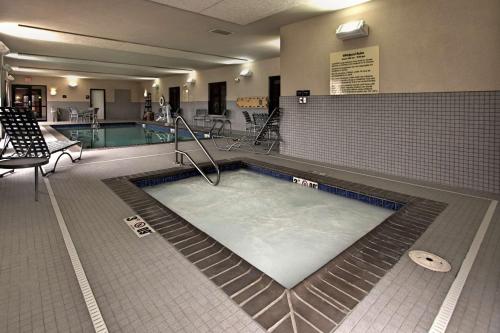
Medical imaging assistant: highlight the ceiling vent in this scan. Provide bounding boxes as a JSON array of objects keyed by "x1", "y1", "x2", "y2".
[{"x1": 209, "y1": 29, "x2": 233, "y2": 36}]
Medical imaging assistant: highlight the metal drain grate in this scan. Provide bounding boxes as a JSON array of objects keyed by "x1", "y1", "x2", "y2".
[{"x1": 409, "y1": 250, "x2": 451, "y2": 272}]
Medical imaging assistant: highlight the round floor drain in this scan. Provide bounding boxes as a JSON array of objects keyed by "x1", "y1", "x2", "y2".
[{"x1": 409, "y1": 250, "x2": 451, "y2": 272}]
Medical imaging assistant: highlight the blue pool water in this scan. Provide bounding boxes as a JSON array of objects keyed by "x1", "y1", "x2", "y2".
[
  {"x1": 52, "y1": 122, "x2": 207, "y2": 148},
  {"x1": 145, "y1": 169, "x2": 394, "y2": 288}
]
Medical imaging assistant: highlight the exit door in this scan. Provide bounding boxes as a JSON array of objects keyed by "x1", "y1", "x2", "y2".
[
  {"x1": 11, "y1": 84, "x2": 47, "y2": 120},
  {"x1": 90, "y1": 89, "x2": 106, "y2": 120}
]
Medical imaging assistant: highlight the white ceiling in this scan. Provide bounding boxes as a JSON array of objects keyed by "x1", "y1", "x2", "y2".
[
  {"x1": 149, "y1": 0, "x2": 306, "y2": 25},
  {"x1": 0, "y1": 0, "x2": 369, "y2": 80}
]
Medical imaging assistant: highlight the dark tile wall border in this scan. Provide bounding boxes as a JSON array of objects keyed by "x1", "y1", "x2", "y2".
[
  {"x1": 104, "y1": 158, "x2": 447, "y2": 333},
  {"x1": 133, "y1": 161, "x2": 404, "y2": 211},
  {"x1": 280, "y1": 91, "x2": 500, "y2": 194}
]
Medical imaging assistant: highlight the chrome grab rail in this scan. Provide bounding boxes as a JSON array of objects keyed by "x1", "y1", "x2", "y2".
[{"x1": 174, "y1": 115, "x2": 220, "y2": 186}]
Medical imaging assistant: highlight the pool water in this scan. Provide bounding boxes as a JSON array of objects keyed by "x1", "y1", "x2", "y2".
[
  {"x1": 144, "y1": 169, "x2": 393, "y2": 288},
  {"x1": 53, "y1": 123, "x2": 206, "y2": 148}
]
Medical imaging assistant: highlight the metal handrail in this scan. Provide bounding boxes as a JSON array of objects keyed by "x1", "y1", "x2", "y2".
[
  {"x1": 254, "y1": 107, "x2": 280, "y2": 144},
  {"x1": 174, "y1": 115, "x2": 220, "y2": 186}
]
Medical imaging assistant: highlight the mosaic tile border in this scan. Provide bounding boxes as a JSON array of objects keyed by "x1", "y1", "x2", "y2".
[
  {"x1": 133, "y1": 162, "x2": 404, "y2": 212},
  {"x1": 104, "y1": 158, "x2": 447, "y2": 333}
]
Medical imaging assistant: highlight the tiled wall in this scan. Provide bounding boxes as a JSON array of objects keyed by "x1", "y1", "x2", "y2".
[{"x1": 280, "y1": 91, "x2": 500, "y2": 194}]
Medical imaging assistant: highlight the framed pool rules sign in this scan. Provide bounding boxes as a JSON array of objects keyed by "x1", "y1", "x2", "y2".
[{"x1": 330, "y1": 45, "x2": 379, "y2": 95}]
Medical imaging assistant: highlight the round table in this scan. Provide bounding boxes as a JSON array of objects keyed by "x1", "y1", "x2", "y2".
[{"x1": 0, "y1": 157, "x2": 50, "y2": 201}]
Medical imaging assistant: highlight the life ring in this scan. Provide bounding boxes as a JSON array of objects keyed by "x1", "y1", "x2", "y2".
[{"x1": 159, "y1": 95, "x2": 165, "y2": 106}]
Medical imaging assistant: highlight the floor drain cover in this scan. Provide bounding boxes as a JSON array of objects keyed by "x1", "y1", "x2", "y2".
[{"x1": 409, "y1": 250, "x2": 451, "y2": 272}]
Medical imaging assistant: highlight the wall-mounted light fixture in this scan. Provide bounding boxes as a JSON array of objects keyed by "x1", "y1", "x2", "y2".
[
  {"x1": 152, "y1": 79, "x2": 160, "y2": 88},
  {"x1": 183, "y1": 77, "x2": 196, "y2": 99},
  {"x1": 239, "y1": 68, "x2": 252, "y2": 77},
  {"x1": 336, "y1": 20, "x2": 369, "y2": 40},
  {"x1": 50, "y1": 87, "x2": 57, "y2": 96},
  {"x1": 234, "y1": 68, "x2": 252, "y2": 83},
  {"x1": 144, "y1": 89, "x2": 148, "y2": 97},
  {"x1": 67, "y1": 76, "x2": 78, "y2": 87}
]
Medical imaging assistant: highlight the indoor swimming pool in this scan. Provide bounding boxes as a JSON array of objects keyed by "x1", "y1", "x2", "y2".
[
  {"x1": 144, "y1": 168, "x2": 394, "y2": 288},
  {"x1": 52, "y1": 122, "x2": 207, "y2": 148}
]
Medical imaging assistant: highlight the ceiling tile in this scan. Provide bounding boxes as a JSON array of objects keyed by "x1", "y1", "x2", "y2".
[
  {"x1": 148, "y1": 0, "x2": 305, "y2": 25},
  {"x1": 147, "y1": 0, "x2": 222, "y2": 13},
  {"x1": 202, "y1": 0, "x2": 304, "y2": 25}
]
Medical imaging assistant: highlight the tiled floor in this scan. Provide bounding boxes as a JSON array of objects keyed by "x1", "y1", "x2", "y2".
[
  {"x1": 0, "y1": 132, "x2": 499, "y2": 332},
  {"x1": 104, "y1": 158, "x2": 446, "y2": 332},
  {"x1": 0, "y1": 169, "x2": 93, "y2": 333}
]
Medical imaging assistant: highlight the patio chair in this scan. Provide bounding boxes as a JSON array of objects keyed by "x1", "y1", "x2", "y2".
[
  {"x1": 253, "y1": 108, "x2": 280, "y2": 147},
  {"x1": 242, "y1": 110, "x2": 260, "y2": 136},
  {"x1": 211, "y1": 107, "x2": 280, "y2": 155},
  {"x1": 193, "y1": 109, "x2": 209, "y2": 128},
  {"x1": 171, "y1": 107, "x2": 182, "y2": 118},
  {"x1": 0, "y1": 107, "x2": 83, "y2": 178},
  {"x1": 252, "y1": 113, "x2": 267, "y2": 130},
  {"x1": 69, "y1": 107, "x2": 94, "y2": 123},
  {"x1": 0, "y1": 109, "x2": 52, "y2": 201},
  {"x1": 69, "y1": 107, "x2": 80, "y2": 122},
  {"x1": 209, "y1": 109, "x2": 232, "y2": 136}
]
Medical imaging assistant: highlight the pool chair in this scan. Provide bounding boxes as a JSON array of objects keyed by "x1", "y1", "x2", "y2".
[
  {"x1": 211, "y1": 107, "x2": 281, "y2": 155},
  {"x1": 193, "y1": 108, "x2": 209, "y2": 128},
  {"x1": 0, "y1": 107, "x2": 83, "y2": 178},
  {"x1": 68, "y1": 107, "x2": 80, "y2": 122},
  {"x1": 171, "y1": 107, "x2": 182, "y2": 118},
  {"x1": 68, "y1": 107, "x2": 92, "y2": 123},
  {"x1": 242, "y1": 110, "x2": 260, "y2": 136},
  {"x1": 209, "y1": 109, "x2": 232, "y2": 136}
]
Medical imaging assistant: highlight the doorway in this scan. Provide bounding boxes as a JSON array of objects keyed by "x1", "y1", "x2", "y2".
[
  {"x1": 90, "y1": 89, "x2": 106, "y2": 120},
  {"x1": 268, "y1": 76, "x2": 280, "y2": 113},
  {"x1": 208, "y1": 81, "x2": 226, "y2": 115},
  {"x1": 11, "y1": 84, "x2": 47, "y2": 120},
  {"x1": 169, "y1": 86, "x2": 180, "y2": 112}
]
